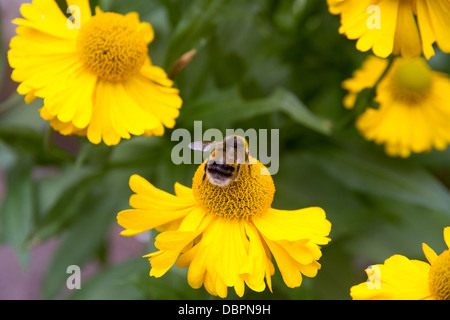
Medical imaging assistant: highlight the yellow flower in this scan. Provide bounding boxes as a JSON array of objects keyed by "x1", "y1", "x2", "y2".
[
  {"x1": 8, "y1": 0, "x2": 182, "y2": 146},
  {"x1": 327, "y1": 0, "x2": 450, "y2": 59},
  {"x1": 117, "y1": 157, "x2": 331, "y2": 298},
  {"x1": 350, "y1": 227, "x2": 450, "y2": 300},
  {"x1": 343, "y1": 55, "x2": 450, "y2": 158}
]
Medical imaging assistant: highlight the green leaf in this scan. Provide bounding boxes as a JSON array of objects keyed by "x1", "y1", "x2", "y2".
[
  {"x1": 41, "y1": 171, "x2": 130, "y2": 299},
  {"x1": 0, "y1": 92, "x2": 46, "y2": 131},
  {"x1": 32, "y1": 167, "x2": 100, "y2": 242},
  {"x1": 273, "y1": 150, "x2": 376, "y2": 239},
  {"x1": 179, "y1": 86, "x2": 332, "y2": 135},
  {"x1": 163, "y1": 0, "x2": 231, "y2": 69},
  {"x1": 271, "y1": 88, "x2": 333, "y2": 135},
  {"x1": 0, "y1": 156, "x2": 35, "y2": 268},
  {"x1": 343, "y1": 202, "x2": 449, "y2": 263},
  {"x1": 313, "y1": 244, "x2": 357, "y2": 300},
  {"x1": 132, "y1": 267, "x2": 209, "y2": 300},
  {"x1": 314, "y1": 147, "x2": 450, "y2": 218},
  {"x1": 68, "y1": 258, "x2": 147, "y2": 300}
]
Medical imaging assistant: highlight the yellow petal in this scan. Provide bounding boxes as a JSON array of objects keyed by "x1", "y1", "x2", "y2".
[
  {"x1": 44, "y1": 66, "x2": 96, "y2": 129},
  {"x1": 9, "y1": 36, "x2": 80, "y2": 97},
  {"x1": 358, "y1": 0, "x2": 400, "y2": 58},
  {"x1": 66, "y1": 0, "x2": 92, "y2": 27},
  {"x1": 276, "y1": 239, "x2": 322, "y2": 265},
  {"x1": 174, "y1": 182, "x2": 194, "y2": 198},
  {"x1": 186, "y1": 218, "x2": 249, "y2": 298},
  {"x1": 253, "y1": 207, "x2": 331, "y2": 244},
  {"x1": 263, "y1": 237, "x2": 302, "y2": 288},
  {"x1": 350, "y1": 255, "x2": 431, "y2": 300},
  {"x1": 415, "y1": 0, "x2": 437, "y2": 59},
  {"x1": 124, "y1": 72, "x2": 182, "y2": 129},
  {"x1": 129, "y1": 174, "x2": 188, "y2": 204},
  {"x1": 444, "y1": 226, "x2": 450, "y2": 249},
  {"x1": 117, "y1": 208, "x2": 193, "y2": 234},
  {"x1": 422, "y1": 243, "x2": 438, "y2": 265},
  {"x1": 423, "y1": 0, "x2": 450, "y2": 53},
  {"x1": 240, "y1": 223, "x2": 270, "y2": 292},
  {"x1": 117, "y1": 175, "x2": 197, "y2": 234},
  {"x1": 392, "y1": 0, "x2": 422, "y2": 58},
  {"x1": 14, "y1": 0, "x2": 78, "y2": 39}
]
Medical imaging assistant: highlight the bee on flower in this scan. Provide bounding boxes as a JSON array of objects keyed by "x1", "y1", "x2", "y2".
[{"x1": 117, "y1": 136, "x2": 332, "y2": 298}]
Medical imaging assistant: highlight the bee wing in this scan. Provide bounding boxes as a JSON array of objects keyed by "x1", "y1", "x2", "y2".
[{"x1": 188, "y1": 141, "x2": 218, "y2": 152}]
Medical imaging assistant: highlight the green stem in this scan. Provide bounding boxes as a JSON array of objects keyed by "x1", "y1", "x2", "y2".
[{"x1": 337, "y1": 55, "x2": 397, "y2": 131}]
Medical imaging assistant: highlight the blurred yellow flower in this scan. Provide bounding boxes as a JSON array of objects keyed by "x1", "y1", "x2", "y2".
[
  {"x1": 327, "y1": 0, "x2": 450, "y2": 59},
  {"x1": 350, "y1": 226, "x2": 450, "y2": 300},
  {"x1": 117, "y1": 157, "x2": 331, "y2": 298},
  {"x1": 8, "y1": 0, "x2": 182, "y2": 146},
  {"x1": 343, "y1": 55, "x2": 450, "y2": 158}
]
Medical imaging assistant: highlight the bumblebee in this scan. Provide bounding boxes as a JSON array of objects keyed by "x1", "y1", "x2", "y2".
[{"x1": 189, "y1": 135, "x2": 251, "y2": 187}]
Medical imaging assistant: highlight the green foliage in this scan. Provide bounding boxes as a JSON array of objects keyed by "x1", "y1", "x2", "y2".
[{"x1": 0, "y1": 0, "x2": 449, "y2": 300}]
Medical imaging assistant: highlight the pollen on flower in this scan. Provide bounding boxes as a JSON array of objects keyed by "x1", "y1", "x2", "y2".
[
  {"x1": 77, "y1": 12, "x2": 148, "y2": 82},
  {"x1": 392, "y1": 58, "x2": 433, "y2": 103},
  {"x1": 192, "y1": 158, "x2": 275, "y2": 220},
  {"x1": 428, "y1": 249, "x2": 450, "y2": 300}
]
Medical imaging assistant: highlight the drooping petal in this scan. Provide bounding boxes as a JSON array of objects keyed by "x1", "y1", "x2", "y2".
[
  {"x1": 124, "y1": 71, "x2": 182, "y2": 129},
  {"x1": 422, "y1": 0, "x2": 450, "y2": 53},
  {"x1": 356, "y1": 0, "x2": 401, "y2": 58},
  {"x1": 415, "y1": 0, "x2": 438, "y2": 59},
  {"x1": 43, "y1": 66, "x2": 96, "y2": 129},
  {"x1": 392, "y1": 0, "x2": 422, "y2": 58},
  {"x1": 184, "y1": 217, "x2": 250, "y2": 298},
  {"x1": 328, "y1": 0, "x2": 450, "y2": 59},
  {"x1": 262, "y1": 237, "x2": 303, "y2": 288},
  {"x1": 240, "y1": 223, "x2": 272, "y2": 292}
]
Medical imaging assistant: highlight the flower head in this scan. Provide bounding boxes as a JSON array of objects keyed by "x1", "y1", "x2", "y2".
[
  {"x1": 117, "y1": 155, "x2": 331, "y2": 298},
  {"x1": 343, "y1": 55, "x2": 450, "y2": 158},
  {"x1": 327, "y1": 0, "x2": 450, "y2": 59},
  {"x1": 350, "y1": 226, "x2": 450, "y2": 300},
  {"x1": 8, "y1": 0, "x2": 182, "y2": 146}
]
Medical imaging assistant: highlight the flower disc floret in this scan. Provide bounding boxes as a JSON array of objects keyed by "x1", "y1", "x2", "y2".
[
  {"x1": 429, "y1": 249, "x2": 450, "y2": 300},
  {"x1": 77, "y1": 12, "x2": 148, "y2": 82},
  {"x1": 192, "y1": 159, "x2": 275, "y2": 220}
]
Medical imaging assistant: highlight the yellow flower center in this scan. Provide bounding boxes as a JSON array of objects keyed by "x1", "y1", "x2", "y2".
[
  {"x1": 77, "y1": 12, "x2": 147, "y2": 82},
  {"x1": 192, "y1": 158, "x2": 275, "y2": 220},
  {"x1": 392, "y1": 58, "x2": 432, "y2": 103},
  {"x1": 428, "y1": 249, "x2": 450, "y2": 300}
]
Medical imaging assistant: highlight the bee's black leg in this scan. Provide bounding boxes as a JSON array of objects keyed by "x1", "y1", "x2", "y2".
[
  {"x1": 234, "y1": 164, "x2": 241, "y2": 181},
  {"x1": 245, "y1": 153, "x2": 252, "y2": 177},
  {"x1": 234, "y1": 136, "x2": 238, "y2": 164},
  {"x1": 202, "y1": 162, "x2": 207, "y2": 182}
]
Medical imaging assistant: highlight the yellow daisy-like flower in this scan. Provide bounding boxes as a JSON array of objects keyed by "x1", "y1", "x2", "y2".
[
  {"x1": 343, "y1": 55, "x2": 450, "y2": 158},
  {"x1": 327, "y1": 0, "x2": 450, "y2": 59},
  {"x1": 8, "y1": 0, "x2": 182, "y2": 146},
  {"x1": 350, "y1": 226, "x2": 450, "y2": 300},
  {"x1": 117, "y1": 157, "x2": 332, "y2": 298}
]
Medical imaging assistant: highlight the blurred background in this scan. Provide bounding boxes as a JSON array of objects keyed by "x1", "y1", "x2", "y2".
[{"x1": 0, "y1": 0, "x2": 449, "y2": 300}]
